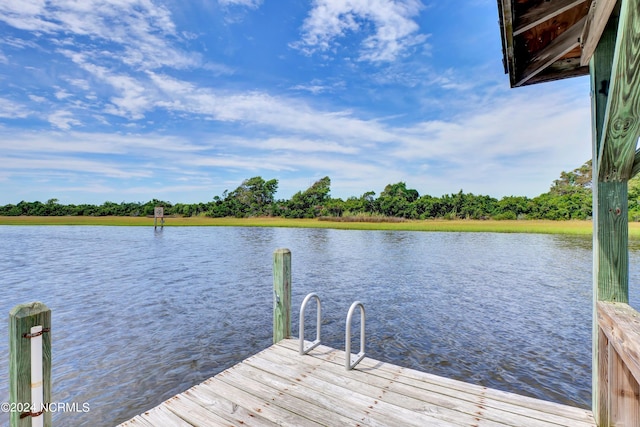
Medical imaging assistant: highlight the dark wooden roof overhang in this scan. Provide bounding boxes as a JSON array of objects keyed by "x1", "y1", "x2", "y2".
[
  {"x1": 497, "y1": 0, "x2": 619, "y2": 87},
  {"x1": 498, "y1": 0, "x2": 640, "y2": 181}
]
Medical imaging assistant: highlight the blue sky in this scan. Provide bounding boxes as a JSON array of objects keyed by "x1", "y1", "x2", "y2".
[{"x1": 0, "y1": 0, "x2": 592, "y2": 205}]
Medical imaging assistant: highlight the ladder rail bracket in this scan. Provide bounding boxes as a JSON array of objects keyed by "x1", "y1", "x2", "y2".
[
  {"x1": 345, "y1": 301, "x2": 365, "y2": 370},
  {"x1": 299, "y1": 293, "x2": 322, "y2": 355}
]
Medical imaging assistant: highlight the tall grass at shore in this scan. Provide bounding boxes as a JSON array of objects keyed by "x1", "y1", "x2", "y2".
[{"x1": 3, "y1": 215, "x2": 639, "y2": 236}]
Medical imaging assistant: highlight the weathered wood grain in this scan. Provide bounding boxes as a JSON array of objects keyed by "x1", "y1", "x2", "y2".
[
  {"x1": 163, "y1": 393, "x2": 238, "y2": 427},
  {"x1": 201, "y1": 377, "x2": 320, "y2": 426},
  {"x1": 596, "y1": 181, "x2": 629, "y2": 303},
  {"x1": 525, "y1": 57, "x2": 588, "y2": 85},
  {"x1": 598, "y1": 302, "x2": 640, "y2": 385},
  {"x1": 609, "y1": 347, "x2": 640, "y2": 427},
  {"x1": 117, "y1": 415, "x2": 156, "y2": 427},
  {"x1": 498, "y1": 0, "x2": 516, "y2": 87},
  {"x1": 240, "y1": 351, "x2": 452, "y2": 427},
  {"x1": 9, "y1": 302, "x2": 52, "y2": 427},
  {"x1": 139, "y1": 405, "x2": 193, "y2": 427},
  {"x1": 518, "y1": 16, "x2": 585, "y2": 86},
  {"x1": 598, "y1": 302, "x2": 640, "y2": 427},
  {"x1": 262, "y1": 343, "x2": 584, "y2": 427},
  {"x1": 590, "y1": 12, "x2": 621, "y2": 423},
  {"x1": 591, "y1": 14, "x2": 617, "y2": 168},
  {"x1": 515, "y1": 0, "x2": 588, "y2": 36},
  {"x1": 272, "y1": 248, "x2": 291, "y2": 343},
  {"x1": 120, "y1": 339, "x2": 597, "y2": 426},
  {"x1": 581, "y1": 0, "x2": 619, "y2": 66},
  {"x1": 598, "y1": 328, "x2": 609, "y2": 426},
  {"x1": 598, "y1": 0, "x2": 640, "y2": 181},
  {"x1": 597, "y1": 302, "x2": 640, "y2": 425},
  {"x1": 277, "y1": 339, "x2": 595, "y2": 425},
  {"x1": 204, "y1": 373, "x2": 327, "y2": 426},
  {"x1": 181, "y1": 384, "x2": 276, "y2": 426}
]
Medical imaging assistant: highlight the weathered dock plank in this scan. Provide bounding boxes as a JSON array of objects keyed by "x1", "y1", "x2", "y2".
[
  {"x1": 119, "y1": 415, "x2": 155, "y2": 427},
  {"x1": 213, "y1": 365, "x2": 348, "y2": 426},
  {"x1": 135, "y1": 405, "x2": 194, "y2": 427},
  {"x1": 263, "y1": 343, "x2": 537, "y2": 427},
  {"x1": 247, "y1": 346, "x2": 485, "y2": 427},
  {"x1": 118, "y1": 338, "x2": 597, "y2": 427},
  {"x1": 238, "y1": 354, "x2": 449, "y2": 427},
  {"x1": 181, "y1": 385, "x2": 277, "y2": 426},
  {"x1": 277, "y1": 340, "x2": 595, "y2": 426},
  {"x1": 165, "y1": 393, "x2": 241, "y2": 427}
]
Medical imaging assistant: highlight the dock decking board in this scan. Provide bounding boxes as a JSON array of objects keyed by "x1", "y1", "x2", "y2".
[
  {"x1": 261, "y1": 343, "x2": 583, "y2": 427},
  {"x1": 118, "y1": 339, "x2": 597, "y2": 427},
  {"x1": 181, "y1": 384, "x2": 279, "y2": 426},
  {"x1": 275, "y1": 340, "x2": 595, "y2": 426}
]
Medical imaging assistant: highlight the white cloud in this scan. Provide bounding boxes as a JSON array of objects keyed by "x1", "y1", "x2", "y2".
[
  {"x1": 290, "y1": 84, "x2": 327, "y2": 95},
  {"x1": 295, "y1": 0, "x2": 428, "y2": 62},
  {"x1": 202, "y1": 62, "x2": 236, "y2": 76},
  {"x1": 0, "y1": 0, "x2": 60, "y2": 32},
  {"x1": 55, "y1": 89, "x2": 72, "y2": 100},
  {"x1": 0, "y1": 156, "x2": 151, "y2": 179},
  {"x1": 0, "y1": 130, "x2": 208, "y2": 156},
  {"x1": 1, "y1": 36, "x2": 39, "y2": 50},
  {"x1": 28, "y1": 95, "x2": 47, "y2": 103},
  {"x1": 290, "y1": 79, "x2": 345, "y2": 94},
  {"x1": 0, "y1": 83, "x2": 592, "y2": 201},
  {"x1": 132, "y1": 72, "x2": 396, "y2": 143},
  {"x1": 67, "y1": 78, "x2": 91, "y2": 91},
  {"x1": 0, "y1": 0, "x2": 200, "y2": 70},
  {"x1": 0, "y1": 97, "x2": 30, "y2": 118},
  {"x1": 218, "y1": 0, "x2": 262, "y2": 9},
  {"x1": 229, "y1": 136, "x2": 360, "y2": 154},
  {"x1": 190, "y1": 155, "x2": 294, "y2": 171},
  {"x1": 390, "y1": 89, "x2": 591, "y2": 164},
  {"x1": 63, "y1": 55, "x2": 151, "y2": 119},
  {"x1": 48, "y1": 110, "x2": 82, "y2": 130},
  {"x1": 15, "y1": 60, "x2": 586, "y2": 195}
]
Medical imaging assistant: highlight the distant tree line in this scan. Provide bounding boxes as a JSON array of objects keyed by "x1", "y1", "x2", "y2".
[{"x1": 4, "y1": 161, "x2": 640, "y2": 221}]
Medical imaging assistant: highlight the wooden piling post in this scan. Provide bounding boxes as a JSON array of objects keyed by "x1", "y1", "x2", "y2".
[
  {"x1": 154, "y1": 206, "x2": 164, "y2": 230},
  {"x1": 273, "y1": 248, "x2": 291, "y2": 343},
  {"x1": 9, "y1": 302, "x2": 52, "y2": 427},
  {"x1": 589, "y1": 6, "x2": 636, "y2": 422}
]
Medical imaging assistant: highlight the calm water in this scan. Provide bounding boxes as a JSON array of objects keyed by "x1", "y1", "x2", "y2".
[{"x1": 1, "y1": 226, "x2": 640, "y2": 426}]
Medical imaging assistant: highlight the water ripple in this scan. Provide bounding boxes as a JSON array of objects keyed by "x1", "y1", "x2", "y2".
[{"x1": 1, "y1": 226, "x2": 639, "y2": 426}]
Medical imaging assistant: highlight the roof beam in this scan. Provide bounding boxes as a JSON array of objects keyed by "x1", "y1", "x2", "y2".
[
  {"x1": 514, "y1": 0, "x2": 588, "y2": 36},
  {"x1": 598, "y1": 0, "x2": 640, "y2": 181},
  {"x1": 581, "y1": 0, "x2": 619, "y2": 66},
  {"x1": 498, "y1": 0, "x2": 516, "y2": 87},
  {"x1": 524, "y1": 58, "x2": 588, "y2": 85},
  {"x1": 517, "y1": 16, "x2": 586, "y2": 87}
]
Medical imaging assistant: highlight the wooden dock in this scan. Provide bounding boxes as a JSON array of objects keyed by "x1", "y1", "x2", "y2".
[{"x1": 118, "y1": 338, "x2": 596, "y2": 427}]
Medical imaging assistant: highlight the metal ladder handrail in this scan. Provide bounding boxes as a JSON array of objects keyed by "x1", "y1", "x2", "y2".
[
  {"x1": 345, "y1": 301, "x2": 365, "y2": 370},
  {"x1": 299, "y1": 293, "x2": 322, "y2": 355}
]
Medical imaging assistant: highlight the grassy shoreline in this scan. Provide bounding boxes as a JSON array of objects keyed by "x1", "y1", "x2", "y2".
[{"x1": 1, "y1": 215, "x2": 636, "y2": 236}]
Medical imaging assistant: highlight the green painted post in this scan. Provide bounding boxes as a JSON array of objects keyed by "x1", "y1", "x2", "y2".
[
  {"x1": 596, "y1": 0, "x2": 640, "y2": 180},
  {"x1": 590, "y1": 8, "x2": 630, "y2": 424},
  {"x1": 590, "y1": 15, "x2": 617, "y2": 424},
  {"x1": 273, "y1": 248, "x2": 291, "y2": 343},
  {"x1": 596, "y1": 181, "x2": 629, "y2": 303},
  {"x1": 9, "y1": 302, "x2": 52, "y2": 427}
]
